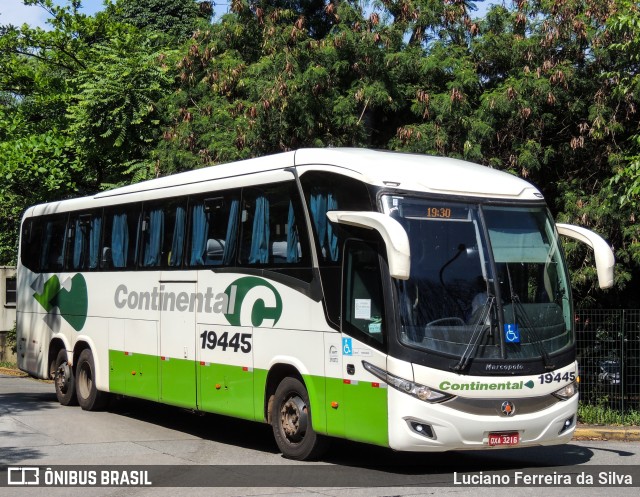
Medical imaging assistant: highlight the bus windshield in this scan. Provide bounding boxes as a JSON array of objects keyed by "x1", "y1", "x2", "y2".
[{"x1": 383, "y1": 196, "x2": 572, "y2": 363}]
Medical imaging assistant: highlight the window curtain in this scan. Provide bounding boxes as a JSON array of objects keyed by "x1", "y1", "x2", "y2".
[
  {"x1": 111, "y1": 213, "x2": 129, "y2": 268},
  {"x1": 286, "y1": 200, "x2": 299, "y2": 263},
  {"x1": 89, "y1": 216, "x2": 102, "y2": 269},
  {"x1": 310, "y1": 191, "x2": 339, "y2": 261},
  {"x1": 249, "y1": 196, "x2": 270, "y2": 264},
  {"x1": 169, "y1": 206, "x2": 186, "y2": 267},
  {"x1": 40, "y1": 221, "x2": 53, "y2": 270},
  {"x1": 190, "y1": 203, "x2": 209, "y2": 266},
  {"x1": 72, "y1": 219, "x2": 85, "y2": 269},
  {"x1": 223, "y1": 199, "x2": 239, "y2": 265},
  {"x1": 143, "y1": 208, "x2": 164, "y2": 267}
]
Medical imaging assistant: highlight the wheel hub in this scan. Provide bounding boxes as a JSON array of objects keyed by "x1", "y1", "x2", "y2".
[
  {"x1": 55, "y1": 363, "x2": 70, "y2": 394},
  {"x1": 280, "y1": 395, "x2": 308, "y2": 442}
]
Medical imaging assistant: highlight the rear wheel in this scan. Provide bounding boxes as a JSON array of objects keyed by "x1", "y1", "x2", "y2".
[
  {"x1": 271, "y1": 377, "x2": 327, "y2": 460},
  {"x1": 76, "y1": 349, "x2": 109, "y2": 411},
  {"x1": 54, "y1": 349, "x2": 77, "y2": 406}
]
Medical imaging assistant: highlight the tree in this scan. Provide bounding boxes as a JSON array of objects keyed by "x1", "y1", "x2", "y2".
[{"x1": 105, "y1": 0, "x2": 213, "y2": 41}]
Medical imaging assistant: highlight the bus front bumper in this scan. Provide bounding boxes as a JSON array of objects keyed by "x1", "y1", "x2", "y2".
[{"x1": 387, "y1": 388, "x2": 578, "y2": 452}]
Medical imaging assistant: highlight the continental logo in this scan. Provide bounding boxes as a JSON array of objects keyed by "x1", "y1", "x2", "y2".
[
  {"x1": 32, "y1": 274, "x2": 88, "y2": 331},
  {"x1": 439, "y1": 380, "x2": 536, "y2": 391},
  {"x1": 114, "y1": 276, "x2": 283, "y2": 327}
]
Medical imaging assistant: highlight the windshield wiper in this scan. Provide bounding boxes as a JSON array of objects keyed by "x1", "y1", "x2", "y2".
[
  {"x1": 509, "y1": 295, "x2": 555, "y2": 370},
  {"x1": 451, "y1": 296, "x2": 495, "y2": 373},
  {"x1": 503, "y1": 266, "x2": 555, "y2": 370}
]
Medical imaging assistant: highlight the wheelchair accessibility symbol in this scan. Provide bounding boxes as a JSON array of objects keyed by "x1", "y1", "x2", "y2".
[
  {"x1": 342, "y1": 338, "x2": 353, "y2": 356},
  {"x1": 504, "y1": 324, "x2": 521, "y2": 343}
]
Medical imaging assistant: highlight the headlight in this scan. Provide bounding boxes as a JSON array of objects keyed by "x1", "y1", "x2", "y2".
[
  {"x1": 553, "y1": 381, "x2": 579, "y2": 400},
  {"x1": 362, "y1": 361, "x2": 453, "y2": 403}
]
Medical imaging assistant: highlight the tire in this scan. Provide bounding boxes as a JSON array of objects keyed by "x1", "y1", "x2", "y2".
[
  {"x1": 54, "y1": 349, "x2": 77, "y2": 406},
  {"x1": 76, "y1": 349, "x2": 109, "y2": 411},
  {"x1": 271, "y1": 377, "x2": 327, "y2": 460}
]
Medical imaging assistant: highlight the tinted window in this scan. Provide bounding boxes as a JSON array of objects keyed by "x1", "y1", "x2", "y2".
[
  {"x1": 187, "y1": 192, "x2": 240, "y2": 267},
  {"x1": 343, "y1": 240, "x2": 386, "y2": 347},
  {"x1": 40, "y1": 215, "x2": 68, "y2": 273},
  {"x1": 20, "y1": 218, "x2": 42, "y2": 272},
  {"x1": 299, "y1": 171, "x2": 373, "y2": 264},
  {"x1": 67, "y1": 211, "x2": 102, "y2": 271},
  {"x1": 102, "y1": 204, "x2": 141, "y2": 269},
  {"x1": 239, "y1": 182, "x2": 310, "y2": 266},
  {"x1": 140, "y1": 199, "x2": 187, "y2": 268}
]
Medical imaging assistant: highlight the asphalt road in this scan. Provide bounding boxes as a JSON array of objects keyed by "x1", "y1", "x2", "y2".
[{"x1": 1, "y1": 374, "x2": 639, "y2": 497}]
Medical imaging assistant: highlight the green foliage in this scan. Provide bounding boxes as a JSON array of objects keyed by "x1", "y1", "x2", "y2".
[
  {"x1": 105, "y1": 0, "x2": 213, "y2": 41},
  {"x1": 5, "y1": 323, "x2": 17, "y2": 355},
  {"x1": 2, "y1": 0, "x2": 640, "y2": 307},
  {"x1": 578, "y1": 402, "x2": 640, "y2": 426},
  {"x1": 66, "y1": 25, "x2": 175, "y2": 186}
]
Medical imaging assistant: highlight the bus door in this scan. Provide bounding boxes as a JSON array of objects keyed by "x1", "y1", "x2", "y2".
[
  {"x1": 159, "y1": 271, "x2": 197, "y2": 409},
  {"x1": 339, "y1": 239, "x2": 390, "y2": 447}
]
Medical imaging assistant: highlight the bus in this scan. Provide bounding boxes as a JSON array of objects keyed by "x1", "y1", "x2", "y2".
[{"x1": 16, "y1": 148, "x2": 614, "y2": 460}]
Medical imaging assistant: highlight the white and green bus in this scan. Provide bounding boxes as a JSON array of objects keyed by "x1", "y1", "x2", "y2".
[{"x1": 17, "y1": 148, "x2": 614, "y2": 459}]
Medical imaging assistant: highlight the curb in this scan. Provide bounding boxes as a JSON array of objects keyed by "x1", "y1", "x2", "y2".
[{"x1": 574, "y1": 425, "x2": 640, "y2": 441}]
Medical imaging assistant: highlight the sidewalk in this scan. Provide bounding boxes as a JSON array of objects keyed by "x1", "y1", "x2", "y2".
[{"x1": 573, "y1": 424, "x2": 640, "y2": 441}]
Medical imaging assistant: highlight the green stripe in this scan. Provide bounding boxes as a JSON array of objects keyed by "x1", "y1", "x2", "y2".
[{"x1": 108, "y1": 350, "x2": 388, "y2": 447}]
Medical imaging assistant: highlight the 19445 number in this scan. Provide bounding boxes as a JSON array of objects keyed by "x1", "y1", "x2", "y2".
[{"x1": 199, "y1": 330, "x2": 251, "y2": 353}]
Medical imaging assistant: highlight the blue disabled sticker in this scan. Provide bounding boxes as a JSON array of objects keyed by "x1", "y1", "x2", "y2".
[
  {"x1": 504, "y1": 324, "x2": 521, "y2": 343},
  {"x1": 342, "y1": 337, "x2": 353, "y2": 356}
]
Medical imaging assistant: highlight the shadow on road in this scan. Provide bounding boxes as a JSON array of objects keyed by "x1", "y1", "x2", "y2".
[{"x1": 104, "y1": 395, "x2": 595, "y2": 473}]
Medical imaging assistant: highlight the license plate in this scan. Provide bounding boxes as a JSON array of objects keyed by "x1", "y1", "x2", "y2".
[{"x1": 488, "y1": 432, "x2": 520, "y2": 446}]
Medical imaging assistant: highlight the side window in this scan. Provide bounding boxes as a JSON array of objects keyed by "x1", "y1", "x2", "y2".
[
  {"x1": 239, "y1": 182, "x2": 309, "y2": 266},
  {"x1": 102, "y1": 204, "x2": 141, "y2": 270},
  {"x1": 187, "y1": 192, "x2": 240, "y2": 267},
  {"x1": 66, "y1": 211, "x2": 102, "y2": 271},
  {"x1": 300, "y1": 171, "x2": 373, "y2": 264},
  {"x1": 140, "y1": 199, "x2": 187, "y2": 268},
  {"x1": 343, "y1": 240, "x2": 386, "y2": 347},
  {"x1": 39, "y1": 215, "x2": 68, "y2": 273},
  {"x1": 20, "y1": 218, "x2": 43, "y2": 272},
  {"x1": 300, "y1": 171, "x2": 373, "y2": 330}
]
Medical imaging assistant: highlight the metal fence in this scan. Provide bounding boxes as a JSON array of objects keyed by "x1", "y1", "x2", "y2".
[{"x1": 575, "y1": 310, "x2": 640, "y2": 423}]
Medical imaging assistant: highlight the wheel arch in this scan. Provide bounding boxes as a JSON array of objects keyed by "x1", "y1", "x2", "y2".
[
  {"x1": 264, "y1": 363, "x2": 304, "y2": 425},
  {"x1": 47, "y1": 337, "x2": 67, "y2": 378},
  {"x1": 72, "y1": 336, "x2": 108, "y2": 392}
]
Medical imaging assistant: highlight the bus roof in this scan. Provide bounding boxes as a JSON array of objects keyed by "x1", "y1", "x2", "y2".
[
  {"x1": 294, "y1": 148, "x2": 542, "y2": 200},
  {"x1": 26, "y1": 148, "x2": 543, "y2": 216}
]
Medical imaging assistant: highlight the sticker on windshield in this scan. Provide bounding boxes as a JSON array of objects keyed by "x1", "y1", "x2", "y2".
[
  {"x1": 354, "y1": 299, "x2": 372, "y2": 320},
  {"x1": 504, "y1": 324, "x2": 521, "y2": 343}
]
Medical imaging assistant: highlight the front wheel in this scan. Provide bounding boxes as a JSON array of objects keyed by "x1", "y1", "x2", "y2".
[
  {"x1": 76, "y1": 349, "x2": 109, "y2": 411},
  {"x1": 271, "y1": 377, "x2": 327, "y2": 460},
  {"x1": 54, "y1": 349, "x2": 77, "y2": 406}
]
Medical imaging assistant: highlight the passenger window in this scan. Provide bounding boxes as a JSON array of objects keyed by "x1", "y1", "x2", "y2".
[
  {"x1": 102, "y1": 204, "x2": 141, "y2": 269},
  {"x1": 21, "y1": 218, "x2": 43, "y2": 272},
  {"x1": 187, "y1": 193, "x2": 240, "y2": 267},
  {"x1": 300, "y1": 172, "x2": 373, "y2": 264},
  {"x1": 343, "y1": 240, "x2": 385, "y2": 346},
  {"x1": 239, "y1": 182, "x2": 307, "y2": 266},
  {"x1": 67, "y1": 212, "x2": 102, "y2": 271},
  {"x1": 39, "y1": 215, "x2": 68, "y2": 273},
  {"x1": 141, "y1": 199, "x2": 187, "y2": 268}
]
